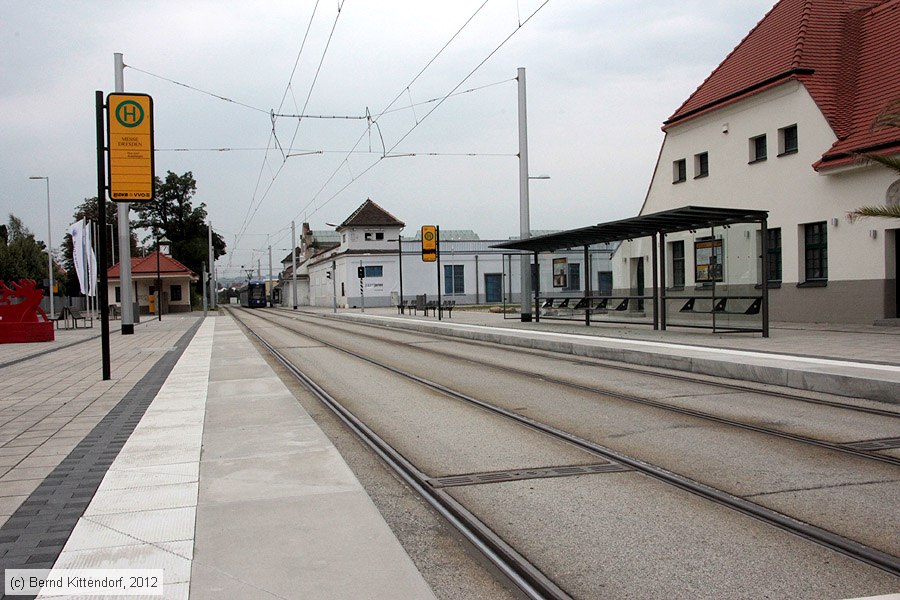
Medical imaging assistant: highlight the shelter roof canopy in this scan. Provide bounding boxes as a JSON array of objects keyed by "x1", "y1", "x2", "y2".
[{"x1": 492, "y1": 206, "x2": 769, "y2": 253}]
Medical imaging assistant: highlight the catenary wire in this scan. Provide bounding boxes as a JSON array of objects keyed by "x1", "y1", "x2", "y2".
[{"x1": 292, "y1": 0, "x2": 550, "y2": 232}]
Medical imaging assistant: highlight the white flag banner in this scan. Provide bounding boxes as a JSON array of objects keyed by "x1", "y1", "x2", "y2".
[
  {"x1": 84, "y1": 221, "x2": 97, "y2": 297},
  {"x1": 69, "y1": 218, "x2": 95, "y2": 296}
]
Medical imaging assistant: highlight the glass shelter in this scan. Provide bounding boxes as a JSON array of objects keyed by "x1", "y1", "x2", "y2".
[{"x1": 494, "y1": 206, "x2": 770, "y2": 336}]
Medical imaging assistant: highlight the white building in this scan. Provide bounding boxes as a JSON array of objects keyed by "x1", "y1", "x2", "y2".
[
  {"x1": 616, "y1": 0, "x2": 900, "y2": 324},
  {"x1": 278, "y1": 199, "x2": 615, "y2": 309},
  {"x1": 107, "y1": 249, "x2": 197, "y2": 315}
]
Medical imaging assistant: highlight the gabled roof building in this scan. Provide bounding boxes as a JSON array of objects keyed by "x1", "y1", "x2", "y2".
[
  {"x1": 622, "y1": 0, "x2": 900, "y2": 324},
  {"x1": 277, "y1": 198, "x2": 615, "y2": 310},
  {"x1": 107, "y1": 250, "x2": 198, "y2": 314}
]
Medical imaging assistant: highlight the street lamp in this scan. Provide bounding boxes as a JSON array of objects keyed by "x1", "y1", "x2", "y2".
[
  {"x1": 28, "y1": 176, "x2": 54, "y2": 319},
  {"x1": 156, "y1": 234, "x2": 170, "y2": 321}
]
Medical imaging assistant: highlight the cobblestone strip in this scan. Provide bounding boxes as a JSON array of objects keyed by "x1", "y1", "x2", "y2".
[{"x1": 0, "y1": 319, "x2": 203, "y2": 597}]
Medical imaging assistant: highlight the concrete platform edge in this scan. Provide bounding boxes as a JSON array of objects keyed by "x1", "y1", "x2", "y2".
[{"x1": 325, "y1": 312, "x2": 900, "y2": 404}]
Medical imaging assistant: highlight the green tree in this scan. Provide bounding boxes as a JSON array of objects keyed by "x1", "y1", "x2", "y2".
[
  {"x1": 0, "y1": 214, "x2": 51, "y2": 284},
  {"x1": 848, "y1": 99, "x2": 900, "y2": 221},
  {"x1": 133, "y1": 171, "x2": 227, "y2": 287}
]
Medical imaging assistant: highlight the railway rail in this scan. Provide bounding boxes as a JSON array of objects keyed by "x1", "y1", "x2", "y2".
[
  {"x1": 275, "y1": 311, "x2": 900, "y2": 467},
  {"x1": 230, "y1": 307, "x2": 900, "y2": 598}
]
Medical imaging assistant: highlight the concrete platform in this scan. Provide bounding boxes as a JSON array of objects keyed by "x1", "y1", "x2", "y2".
[
  {"x1": 310, "y1": 307, "x2": 900, "y2": 404},
  {"x1": 0, "y1": 314, "x2": 435, "y2": 600}
]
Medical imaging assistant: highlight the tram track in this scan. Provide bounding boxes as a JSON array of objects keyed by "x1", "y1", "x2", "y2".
[
  {"x1": 230, "y1": 307, "x2": 900, "y2": 587},
  {"x1": 230, "y1": 308, "x2": 572, "y2": 600},
  {"x1": 334, "y1": 311, "x2": 900, "y2": 417},
  {"x1": 276, "y1": 309, "x2": 900, "y2": 468}
]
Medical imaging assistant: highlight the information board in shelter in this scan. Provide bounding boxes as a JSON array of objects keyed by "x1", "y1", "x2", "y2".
[{"x1": 107, "y1": 93, "x2": 155, "y2": 202}]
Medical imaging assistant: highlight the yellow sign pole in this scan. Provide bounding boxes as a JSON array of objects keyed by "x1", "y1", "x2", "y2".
[{"x1": 107, "y1": 93, "x2": 154, "y2": 202}]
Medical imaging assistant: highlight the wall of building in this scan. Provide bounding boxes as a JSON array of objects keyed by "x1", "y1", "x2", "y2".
[
  {"x1": 303, "y1": 241, "x2": 615, "y2": 309},
  {"x1": 108, "y1": 277, "x2": 193, "y2": 314},
  {"x1": 616, "y1": 82, "x2": 899, "y2": 323}
]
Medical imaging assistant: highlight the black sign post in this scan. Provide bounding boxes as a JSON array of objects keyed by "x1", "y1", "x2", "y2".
[{"x1": 94, "y1": 91, "x2": 111, "y2": 381}]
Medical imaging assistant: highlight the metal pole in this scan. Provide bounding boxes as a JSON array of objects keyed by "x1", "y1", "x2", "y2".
[
  {"x1": 584, "y1": 245, "x2": 591, "y2": 326},
  {"x1": 651, "y1": 232, "x2": 659, "y2": 330},
  {"x1": 268, "y1": 244, "x2": 273, "y2": 307},
  {"x1": 202, "y1": 262, "x2": 208, "y2": 315},
  {"x1": 398, "y1": 236, "x2": 403, "y2": 305},
  {"x1": 208, "y1": 220, "x2": 215, "y2": 309},
  {"x1": 115, "y1": 52, "x2": 134, "y2": 335},
  {"x1": 360, "y1": 260, "x2": 365, "y2": 313},
  {"x1": 28, "y1": 177, "x2": 54, "y2": 318},
  {"x1": 533, "y1": 251, "x2": 540, "y2": 323},
  {"x1": 291, "y1": 221, "x2": 298, "y2": 309},
  {"x1": 94, "y1": 90, "x2": 111, "y2": 380},
  {"x1": 517, "y1": 67, "x2": 532, "y2": 322},
  {"x1": 659, "y1": 233, "x2": 667, "y2": 331},
  {"x1": 761, "y1": 218, "x2": 770, "y2": 338},
  {"x1": 46, "y1": 179, "x2": 55, "y2": 319},
  {"x1": 436, "y1": 226, "x2": 442, "y2": 321},
  {"x1": 711, "y1": 226, "x2": 717, "y2": 333},
  {"x1": 108, "y1": 223, "x2": 115, "y2": 267},
  {"x1": 332, "y1": 259, "x2": 337, "y2": 313},
  {"x1": 156, "y1": 232, "x2": 161, "y2": 321}
]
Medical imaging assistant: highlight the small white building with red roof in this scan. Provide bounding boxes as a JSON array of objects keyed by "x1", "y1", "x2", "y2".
[
  {"x1": 107, "y1": 250, "x2": 198, "y2": 315},
  {"x1": 617, "y1": 0, "x2": 900, "y2": 323}
]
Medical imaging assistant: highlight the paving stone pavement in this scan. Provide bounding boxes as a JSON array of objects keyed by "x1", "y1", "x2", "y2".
[{"x1": 0, "y1": 314, "x2": 202, "y2": 595}]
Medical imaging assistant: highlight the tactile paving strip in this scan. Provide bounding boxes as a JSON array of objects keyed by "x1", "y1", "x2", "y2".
[{"x1": 0, "y1": 320, "x2": 202, "y2": 580}]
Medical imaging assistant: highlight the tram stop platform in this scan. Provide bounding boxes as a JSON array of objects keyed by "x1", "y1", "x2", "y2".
[
  {"x1": 318, "y1": 306, "x2": 900, "y2": 405},
  {"x1": 1, "y1": 308, "x2": 898, "y2": 599},
  {"x1": 0, "y1": 314, "x2": 435, "y2": 600}
]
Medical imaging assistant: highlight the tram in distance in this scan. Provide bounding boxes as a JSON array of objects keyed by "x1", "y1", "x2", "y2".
[{"x1": 239, "y1": 279, "x2": 267, "y2": 308}]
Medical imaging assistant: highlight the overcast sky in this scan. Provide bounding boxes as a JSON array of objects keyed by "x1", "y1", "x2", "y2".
[{"x1": 1, "y1": 0, "x2": 775, "y2": 277}]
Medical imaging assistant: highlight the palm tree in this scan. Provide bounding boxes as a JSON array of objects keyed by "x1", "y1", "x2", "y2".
[{"x1": 847, "y1": 99, "x2": 900, "y2": 221}]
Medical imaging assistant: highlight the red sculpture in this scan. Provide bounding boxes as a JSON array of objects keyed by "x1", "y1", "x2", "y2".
[{"x1": 0, "y1": 279, "x2": 54, "y2": 343}]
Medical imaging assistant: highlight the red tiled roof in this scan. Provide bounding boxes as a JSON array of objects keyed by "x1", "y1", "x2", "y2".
[
  {"x1": 107, "y1": 252, "x2": 198, "y2": 281},
  {"x1": 664, "y1": 0, "x2": 900, "y2": 170},
  {"x1": 339, "y1": 199, "x2": 405, "y2": 229}
]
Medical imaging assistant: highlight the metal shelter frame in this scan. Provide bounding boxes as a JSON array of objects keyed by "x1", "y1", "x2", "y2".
[{"x1": 493, "y1": 206, "x2": 770, "y2": 337}]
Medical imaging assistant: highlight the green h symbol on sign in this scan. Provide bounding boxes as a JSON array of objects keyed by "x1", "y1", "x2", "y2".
[{"x1": 116, "y1": 101, "x2": 144, "y2": 128}]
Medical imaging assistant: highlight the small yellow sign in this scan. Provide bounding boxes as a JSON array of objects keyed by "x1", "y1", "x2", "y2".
[
  {"x1": 421, "y1": 225, "x2": 437, "y2": 262},
  {"x1": 107, "y1": 93, "x2": 154, "y2": 202}
]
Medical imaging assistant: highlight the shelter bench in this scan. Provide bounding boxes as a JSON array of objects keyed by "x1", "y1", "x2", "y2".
[
  {"x1": 54, "y1": 307, "x2": 69, "y2": 330},
  {"x1": 67, "y1": 307, "x2": 90, "y2": 328},
  {"x1": 678, "y1": 296, "x2": 762, "y2": 315}
]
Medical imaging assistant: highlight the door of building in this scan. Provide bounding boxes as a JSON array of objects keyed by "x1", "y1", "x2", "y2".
[
  {"x1": 633, "y1": 257, "x2": 645, "y2": 310},
  {"x1": 485, "y1": 273, "x2": 503, "y2": 303},
  {"x1": 597, "y1": 271, "x2": 613, "y2": 296}
]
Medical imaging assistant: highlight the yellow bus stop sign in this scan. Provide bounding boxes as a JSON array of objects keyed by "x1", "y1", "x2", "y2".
[
  {"x1": 107, "y1": 93, "x2": 155, "y2": 202},
  {"x1": 421, "y1": 225, "x2": 437, "y2": 262}
]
